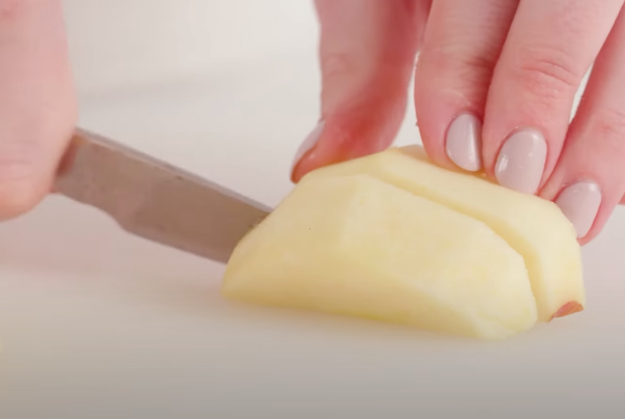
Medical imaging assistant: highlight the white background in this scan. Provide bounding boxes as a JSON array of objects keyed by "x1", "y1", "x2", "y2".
[
  {"x1": 64, "y1": 0, "x2": 319, "y2": 96},
  {"x1": 0, "y1": 1, "x2": 621, "y2": 418}
]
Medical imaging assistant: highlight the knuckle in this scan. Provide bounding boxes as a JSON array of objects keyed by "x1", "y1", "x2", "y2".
[
  {"x1": 415, "y1": 48, "x2": 494, "y2": 110},
  {"x1": 456, "y1": 52, "x2": 497, "y2": 75},
  {"x1": 446, "y1": 52, "x2": 496, "y2": 88},
  {"x1": 510, "y1": 45, "x2": 581, "y2": 101},
  {"x1": 424, "y1": 46, "x2": 496, "y2": 78},
  {"x1": 419, "y1": 41, "x2": 497, "y2": 93}
]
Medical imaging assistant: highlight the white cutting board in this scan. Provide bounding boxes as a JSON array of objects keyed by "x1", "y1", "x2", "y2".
[{"x1": 1, "y1": 8, "x2": 624, "y2": 418}]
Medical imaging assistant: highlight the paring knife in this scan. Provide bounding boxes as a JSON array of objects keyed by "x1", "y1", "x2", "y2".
[{"x1": 54, "y1": 128, "x2": 272, "y2": 263}]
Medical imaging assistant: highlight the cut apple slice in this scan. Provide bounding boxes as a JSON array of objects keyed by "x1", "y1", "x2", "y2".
[
  {"x1": 223, "y1": 175, "x2": 538, "y2": 340},
  {"x1": 303, "y1": 145, "x2": 584, "y2": 322}
]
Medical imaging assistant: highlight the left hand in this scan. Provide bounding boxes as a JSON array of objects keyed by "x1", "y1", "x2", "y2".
[{"x1": 291, "y1": 0, "x2": 625, "y2": 244}]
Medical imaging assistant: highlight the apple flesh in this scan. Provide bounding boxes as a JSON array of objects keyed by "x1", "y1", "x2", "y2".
[
  {"x1": 223, "y1": 174, "x2": 538, "y2": 340},
  {"x1": 304, "y1": 146, "x2": 585, "y2": 322},
  {"x1": 222, "y1": 146, "x2": 586, "y2": 339}
]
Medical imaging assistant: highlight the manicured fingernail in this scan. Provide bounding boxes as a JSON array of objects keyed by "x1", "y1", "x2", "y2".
[
  {"x1": 555, "y1": 181, "x2": 601, "y2": 238},
  {"x1": 445, "y1": 113, "x2": 482, "y2": 172},
  {"x1": 292, "y1": 121, "x2": 325, "y2": 172},
  {"x1": 495, "y1": 128, "x2": 547, "y2": 194}
]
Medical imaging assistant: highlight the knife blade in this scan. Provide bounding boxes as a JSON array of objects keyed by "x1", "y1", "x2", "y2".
[{"x1": 54, "y1": 128, "x2": 272, "y2": 263}]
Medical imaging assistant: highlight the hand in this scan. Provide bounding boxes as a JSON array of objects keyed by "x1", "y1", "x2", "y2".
[
  {"x1": 0, "y1": 0, "x2": 76, "y2": 221},
  {"x1": 291, "y1": 0, "x2": 625, "y2": 244}
]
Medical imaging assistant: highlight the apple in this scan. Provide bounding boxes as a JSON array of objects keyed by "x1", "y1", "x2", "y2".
[
  {"x1": 302, "y1": 145, "x2": 585, "y2": 322},
  {"x1": 223, "y1": 174, "x2": 538, "y2": 340},
  {"x1": 221, "y1": 146, "x2": 585, "y2": 339}
]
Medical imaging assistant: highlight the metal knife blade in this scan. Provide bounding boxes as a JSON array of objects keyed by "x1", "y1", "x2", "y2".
[{"x1": 54, "y1": 128, "x2": 272, "y2": 263}]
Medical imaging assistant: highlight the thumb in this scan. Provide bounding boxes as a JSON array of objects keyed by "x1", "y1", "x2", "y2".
[
  {"x1": 0, "y1": 0, "x2": 77, "y2": 220},
  {"x1": 291, "y1": 0, "x2": 429, "y2": 182}
]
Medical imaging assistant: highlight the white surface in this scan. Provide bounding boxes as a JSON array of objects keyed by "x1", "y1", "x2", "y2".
[
  {"x1": 1, "y1": 58, "x2": 624, "y2": 419},
  {"x1": 0, "y1": 2, "x2": 623, "y2": 418},
  {"x1": 62, "y1": 0, "x2": 318, "y2": 95}
]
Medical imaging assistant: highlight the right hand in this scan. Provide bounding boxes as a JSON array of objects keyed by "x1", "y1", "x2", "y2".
[
  {"x1": 291, "y1": 0, "x2": 625, "y2": 245},
  {"x1": 0, "y1": 0, "x2": 76, "y2": 221}
]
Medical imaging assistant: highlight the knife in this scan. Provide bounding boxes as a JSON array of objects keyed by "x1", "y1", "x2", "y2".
[{"x1": 53, "y1": 128, "x2": 272, "y2": 263}]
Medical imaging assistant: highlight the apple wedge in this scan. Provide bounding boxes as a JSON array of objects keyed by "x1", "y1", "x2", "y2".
[
  {"x1": 303, "y1": 145, "x2": 585, "y2": 322},
  {"x1": 223, "y1": 174, "x2": 538, "y2": 340}
]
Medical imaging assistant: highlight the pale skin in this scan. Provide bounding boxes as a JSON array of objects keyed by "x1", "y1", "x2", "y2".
[{"x1": 2, "y1": 0, "x2": 625, "y2": 245}]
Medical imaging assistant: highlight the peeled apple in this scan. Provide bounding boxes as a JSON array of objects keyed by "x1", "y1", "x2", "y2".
[{"x1": 222, "y1": 146, "x2": 585, "y2": 340}]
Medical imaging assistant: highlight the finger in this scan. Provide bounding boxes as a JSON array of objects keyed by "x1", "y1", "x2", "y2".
[
  {"x1": 414, "y1": 0, "x2": 519, "y2": 172},
  {"x1": 291, "y1": 0, "x2": 429, "y2": 183},
  {"x1": 540, "y1": 6, "x2": 625, "y2": 243},
  {"x1": 0, "y1": 0, "x2": 77, "y2": 220},
  {"x1": 482, "y1": 0, "x2": 623, "y2": 194}
]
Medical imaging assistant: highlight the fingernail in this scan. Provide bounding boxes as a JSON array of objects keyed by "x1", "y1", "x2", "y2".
[
  {"x1": 292, "y1": 121, "x2": 325, "y2": 172},
  {"x1": 445, "y1": 113, "x2": 482, "y2": 172},
  {"x1": 555, "y1": 181, "x2": 602, "y2": 238},
  {"x1": 495, "y1": 128, "x2": 547, "y2": 194}
]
